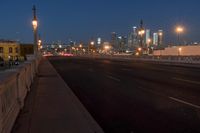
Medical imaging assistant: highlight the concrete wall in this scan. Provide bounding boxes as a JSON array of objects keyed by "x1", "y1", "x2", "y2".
[
  {"x1": 153, "y1": 45, "x2": 200, "y2": 56},
  {"x1": 0, "y1": 55, "x2": 41, "y2": 133}
]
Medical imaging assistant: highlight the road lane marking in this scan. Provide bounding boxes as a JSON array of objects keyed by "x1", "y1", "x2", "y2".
[
  {"x1": 173, "y1": 77, "x2": 200, "y2": 85},
  {"x1": 169, "y1": 97, "x2": 200, "y2": 109},
  {"x1": 106, "y1": 75, "x2": 121, "y2": 82}
]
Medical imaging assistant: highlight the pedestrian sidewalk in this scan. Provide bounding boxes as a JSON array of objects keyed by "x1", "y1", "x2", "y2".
[{"x1": 12, "y1": 58, "x2": 104, "y2": 133}]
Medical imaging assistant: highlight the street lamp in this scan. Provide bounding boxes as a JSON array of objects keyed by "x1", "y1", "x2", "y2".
[
  {"x1": 38, "y1": 39, "x2": 42, "y2": 50},
  {"x1": 176, "y1": 26, "x2": 184, "y2": 45},
  {"x1": 178, "y1": 47, "x2": 182, "y2": 56},
  {"x1": 32, "y1": 5, "x2": 38, "y2": 55}
]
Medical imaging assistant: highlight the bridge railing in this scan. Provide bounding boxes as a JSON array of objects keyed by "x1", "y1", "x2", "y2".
[{"x1": 0, "y1": 55, "x2": 41, "y2": 133}]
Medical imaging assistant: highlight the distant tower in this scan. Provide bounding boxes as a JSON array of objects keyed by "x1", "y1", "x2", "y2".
[
  {"x1": 133, "y1": 27, "x2": 139, "y2": 48},
  {"x1": 158, "y1": 30, "x2": 163, "y2": 46},
  {"x1": 32, "y1": 5, "x2": 37, "y2": 20},
  {"x1": 145, "y1": 29, "x2": 151, "y2": 47},
  {"x1": 118, "y1": 36, "x2": 127, "y2": 52},
  {"x1": 140, "y1": 19, "x2": 143, "y2": 29},
  {"x1": 111, "y1": 32, "x2": 117, "y2": 50},
  {"x1": 138, "y1": 19, "x2": 145, "y2": 48},
  {"x1": 153, "y1": 33, "x2": 158, "y2": 46}
]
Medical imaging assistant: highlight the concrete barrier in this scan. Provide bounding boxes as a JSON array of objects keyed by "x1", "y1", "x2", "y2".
[
  {"x1": 0, "y1": 55, "x2": 41, "y2": 133},
  {"x1": 78, "y1": 54, "x2": 200, "y2": 65}
]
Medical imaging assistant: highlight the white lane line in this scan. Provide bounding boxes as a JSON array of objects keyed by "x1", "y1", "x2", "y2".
[
  {"x1": 169, "y1": 97, "x2": 200, "y2": 109},
  {"x1": 106, "y1": 75, "x2": 121, "y2": 82},
  {"x1": 173, "y1": 77, "x2": 200, "y2": 85}
]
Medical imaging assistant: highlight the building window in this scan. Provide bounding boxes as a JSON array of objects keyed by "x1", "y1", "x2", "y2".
[
  {"x1": 0, "y1": 47, "x2": 3, "y2": 53},
  {"x1": 15, "y1": 47, "x2": 19, "y2": 53},
  {"x1": 9, "y1": 47, "x2": 13, "y2": 53}
]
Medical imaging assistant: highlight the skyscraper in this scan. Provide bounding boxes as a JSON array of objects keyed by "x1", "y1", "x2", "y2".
[
  {"x1": 145, "y1": 29, "x2": 151, "y2": 47},
  {"x1": 118, "y1": 36, "x2": 127, "y2": 52},
  {"x1": 128, "y1": 32, "x2": 133, "y2": 50},
  {"x1": 97, "y1": 37, "x2": 102, "y2": 46},
  {"x1": 138, "y1": 20, "x2": 145, "y2": 48},
  {"x1": 153, "y1": 33, "x2": 158, "y2": 46},
  {"x1": 133, "y1": 26, "x2": 139, "y2": 48},
  {"x1": 158, "y1": 30, "x2": 163, "y2": 46},
  {"x1": 111, "y1": 32, "x2": 117, "y2": 50}
]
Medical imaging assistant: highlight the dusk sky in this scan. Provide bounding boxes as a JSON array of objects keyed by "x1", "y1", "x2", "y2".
[{"x1": 0, "y1": 0, "x2": 200, "y2": 44}]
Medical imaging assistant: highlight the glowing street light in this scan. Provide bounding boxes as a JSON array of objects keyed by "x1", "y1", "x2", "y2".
[
  {"x1": 32, "y1": 20, "x2": 38, "y2": 30},
  {"x1": 104, "y1": 45, "x2": 110, "y2": 50},
  {"x1": 176, "y1": 26, "x2": 184, "y2": 45},
  {"x1": 32, "y1": 5, "x2": 38, "y2": 55},
  {"x1": 176, "y1": 27, "x2": 184, "y2": 33},
  {"x1": 178, "y1": 47, "x2": 182, "y2": 56},
  {"x1": 38, "y1": 39, "x2": 42, "y2": 50}
]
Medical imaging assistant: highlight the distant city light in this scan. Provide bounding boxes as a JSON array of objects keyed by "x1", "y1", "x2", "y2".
[
  {"x1": 91, "y1": 41, "x2": 95, "y2": 45},
  {"x1": 138, "y1": 30, "x2": 145, "y2": 35},
  {"x1": 118, "y1": 36, "x2": 122, "y2": 39},
  {"x1": 138, "y1": 47, "x2": 142, "y2": 51},
  {"x1": 97, "y1": 38, "x2": 101, "y2": 45},
  {"x1": 135, "y1": 52, "x2": 139, "y2": 56}
]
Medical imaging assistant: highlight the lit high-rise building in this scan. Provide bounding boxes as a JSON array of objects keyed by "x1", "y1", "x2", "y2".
[
  {"x1": 145, "y1": 29, "x2": 151, "y2": 47},
  {"x1": 158, "y1": 30, "x2": 163, "y2": 46},
  {"x1": 128, "y1": 26, "x2": 139, "y2": 50},
  {"x1": 97, "y1": 37, "x2": 102, "y2": 46},
  {"x1": 118, "y1": 36, "x2": 127, "y2": 52},
  {"x1": 133, "y1": 26, "x2": 139, "y2": 48},
  {"x1": 153, "y1": 33, "x2": 158, "y2": 46},
  {"x1": 128, "y1": 33, "x2": 133, "y2": 49},
  {"x1": 111, "y1": 32, "x2": 117, "y2": 50}
]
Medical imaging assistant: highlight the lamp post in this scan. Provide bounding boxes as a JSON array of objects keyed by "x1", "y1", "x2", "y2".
[
  {"x1": 178, "y1": 47, "x2": 182, "y2": 56},
  {"x1": 176, "y1": 26, "x2": 184, "y2": 45},
  {"x1": 32, "y1": 5, "x2": 38, "y2": 56}
]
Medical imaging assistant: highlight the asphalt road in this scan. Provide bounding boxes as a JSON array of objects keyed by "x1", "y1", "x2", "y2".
[{"x1": 48, "y1": 56, "x2": 200, "y2": 133}]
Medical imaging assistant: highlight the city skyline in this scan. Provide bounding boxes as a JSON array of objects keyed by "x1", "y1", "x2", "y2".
[{"x1": 0, "y1": 0, "x2": 200, "y2": 44}]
